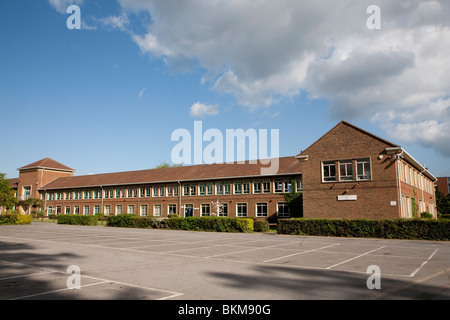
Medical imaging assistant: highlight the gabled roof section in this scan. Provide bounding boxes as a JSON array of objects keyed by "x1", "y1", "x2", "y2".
[
  {"x1": 18, "y1": 158, "x2": 75, "y2": 172},
  {"x1": 296, "y1": 120, "x2": 399, "y2": 157},
  {"x1": 39, "y1": 157, "x2": 302, "y2": 190}
]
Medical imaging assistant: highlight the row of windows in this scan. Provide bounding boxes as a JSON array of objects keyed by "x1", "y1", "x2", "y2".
[
  {"x1": 398, "y1": 161, "x2": 434, "y2": 194},
  {"x1": 322, "y1": 158, "x2": 371, "y2": 182},
  {"x1": 47, "y1": 202, "x2": 291, "y2": 218},
  {"x1": 43, "y1": 177, "x2": 302, "y2": 201}
]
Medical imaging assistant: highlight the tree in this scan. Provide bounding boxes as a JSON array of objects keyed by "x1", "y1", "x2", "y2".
[
  {"x1": 19, "y1": 198, "x2": 44, "y2": 215},
  {"x1": 435, "y1": 186, "x2": 450, "y2": 216},
  {"x1": 0, "y1": 173, "x2": 18, "y2": 211},
  {"x1": 153, "y1": 162, "x2": 183, "y2": 169}
]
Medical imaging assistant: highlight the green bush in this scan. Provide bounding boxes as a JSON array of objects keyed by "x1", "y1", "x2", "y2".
[
  {"x1": 278, "y1": 218, "x2": 450, "y2": 241},
  {"x1": 57, "y1": 214, "x2": 98, "y2": 226},
  {"x1": 0, "y1": 214, "x2": 32, "y2": 225},
  {"x1": 167, "y1": 217, "x2": 254, "y2": 233}
]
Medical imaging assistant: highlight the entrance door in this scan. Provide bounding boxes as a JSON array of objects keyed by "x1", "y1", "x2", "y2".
[{"x1": 185, "y1": 204, "x2": 193, "y2": 217}]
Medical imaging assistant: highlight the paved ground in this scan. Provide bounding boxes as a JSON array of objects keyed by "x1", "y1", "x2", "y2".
[{"x1": 0, "y1": 222, "x2": 449, "y2": 300}]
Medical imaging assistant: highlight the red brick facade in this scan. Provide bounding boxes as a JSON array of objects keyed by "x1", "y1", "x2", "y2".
[{"x1": 8, "y1": 121, "x2": 437, "y2": 219}]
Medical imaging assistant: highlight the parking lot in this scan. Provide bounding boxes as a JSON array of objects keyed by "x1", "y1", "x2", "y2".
[{"x1": 0, "y1": 222, "x2": 449, "y2": 300}]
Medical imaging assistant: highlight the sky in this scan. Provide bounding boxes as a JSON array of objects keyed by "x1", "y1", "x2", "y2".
[{"x1": 1, "y1": 0, "x2": 450, "y2": 179}]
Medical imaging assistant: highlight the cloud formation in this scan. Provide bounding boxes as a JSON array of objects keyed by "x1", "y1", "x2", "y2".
[
  {"x1": 189, "y1": 102, "x2": 219, "y2": 118},
  {"x1": 50, "y1": 0, "x2": 450, "y2": 156}
]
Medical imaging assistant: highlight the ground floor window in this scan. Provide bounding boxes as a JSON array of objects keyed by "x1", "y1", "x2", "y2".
[
  {"x1": 65, "y1": 206, "x2": 70, "y2": 215},
  {"x1": 236, "y1": 203, "x2": 247, "y2": 217},
  {"x1": 116, "y1": 205, "x2": 122, "y2": 215},
  {"x1": 74, "y1": 206, "x2": 79, "y2": 215},
  {"x1": 201, "y1": 204, "x2": 210, "y2": 216},
  {"x1": 140, "y1": 205, "x2": 148, "y2": 216},
  {"x1": 94, "y1": 205, "x2": 100, "y2": 215},
  {"x1": 47, "y1": 206, "x2": 53, "y2": 216},
  {"x1": 84, "y1": 206, "x2": 89, "y2": 215},
  {"x1": 127, "y1": 205, "x2": 135, "y2": 214},
  {"x1": 168, "y1": 204, "x2": 177, "y2": 215},
  {"x1": 277, "y1": 202, "x2": 290, "y2": 218},
  {"x1": 256, "y1": 203, "x2": 268, "y2": 217},
  {"x1": 154, "y1": 204, "x2": 162, "y2": 216}
]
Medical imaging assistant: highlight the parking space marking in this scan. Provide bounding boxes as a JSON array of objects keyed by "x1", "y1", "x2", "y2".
[
  {"x1": 409, "y1": 248, "x2": 439, "y2": 277},
  {"x1": 263, "y1": 243, "x2": 340, "y2": 263},
  {"x1": 0, "y1": 271, "x2": 57, "y2": 281},
  {"x1": 326, "y1": 246, "x2": 386, "y2": 270}
]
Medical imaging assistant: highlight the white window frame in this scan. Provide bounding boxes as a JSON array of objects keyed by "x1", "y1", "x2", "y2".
[{"x1": 256, "y1": 202, "x2": 268, "y2": 217}]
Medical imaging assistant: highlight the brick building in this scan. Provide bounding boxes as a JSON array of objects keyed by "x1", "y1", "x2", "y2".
[
  {"x1": 6, "y1": 121, "x2": 437, "y2": 219},
  {"x1": 436, "y1": 177, "x2": 449, "y2": 197}
]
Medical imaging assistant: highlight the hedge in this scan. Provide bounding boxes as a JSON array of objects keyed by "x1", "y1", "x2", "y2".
[
  {"x1": 57, "y1": 214, "x2": 98, "y2": 226},
  {"x1": 167, "y1": 217, "x2": 254, "y2": 233},
  {"x1": 107, "y1": 215, "x2": 254, "y2": 233},
  {"x1": 0, "y1": 214, "x2": 33, "y2": 225},
  {"x1": 277, "y1": 218, "x2": 450, "y2": 241}
]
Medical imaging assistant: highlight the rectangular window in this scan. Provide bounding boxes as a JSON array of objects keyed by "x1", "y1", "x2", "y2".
[
  {"x1": 224, "y1": 182, "x2": 231, "y2": 195},
  {"x1": 47, "y1": 206, "x2": 53, "y2": 216},
  {"x1": 242, "y1": 181, "x2": 250, "y2": 194},
  {"x1": 256, "y1": 203, "x2": 268, "y2": 217},
  {"x1": 173, "y1": 185, "x2": 179, "y2": 197},
  {"x1": 356, "y1": 158, "x2": 371, "y2": 180},
  {"x1": 234, "y1": 182, "x2": 242, "y2": 194},
  {"x1": 127, "y1": 205, "x2": 135, "y2": 214},
  {"x1": 253, "y1": 180, "x2": 261, "y2": 194},
  {"x1": 190, "y1": 184, "x2": 196, "y2": 196},
  {"x1": 140, "y1": 188, "x2": 146, "y2": 198},
  {"x1": 74, "y1": 206, "x2": 79, "y2": 215},
  {"x1": 84, "y1": 206, "x2": 90, "y2": 215},
  {"x1": 159, "y1": 186, "x2": 164, "y2": 197},
  {"x1": 153, "y1": 204, "x2": 162, "y2": 217},
  {"x1": 236, "y1": 203, "x2": 247, "y2": 217},
  {"x1": 104, "y1": 205, "x2": 111, "y2": 215},
  {"x1": 274, "y1": 179, "x2": 283, "y2": 193},
  {"x1": 283, "y1": 179, "x2": 292, "y2": 193},
  {"x1": 56, "y1": 206, "x2": 61, "y2": 215},
  {"x1": 263, "y1": 181, "x2": 271, "y2": 193},
  {"x1": 339, "y1": 160, "x2": 354, "y2": 181},
  {"x1": 140, "y1": 205, "x2": 148, "y2": 216},
  {"x1": 23, "y1": 186, "x2": 31, "y2": 200},
  {"x1": 116, "y1": 205, "x2": 122, "y2": 215},
  {"x1": 65, "y1": 206, "x2": 70, "y2": 215},
  {"x1": 146, "y1": 187, "x2": 151, "y2": 197},
  {"x1": 168, "y1": 204, "x2": 177, "y2": 215},
  {"x1": 323, "y1": 161, "x2": 336, "y2": 182},
  {"x1": 153, "y1": 186, "x2": 159, "y2": 197},
  {"x1": 94, "y1": 205, "x2": 100, "y2": 214},
  {"x1": 201, "y1": 204, "x2": 210, "y2": 216},
  {"x1": 216, "y1": 182, "x2": 223, "y2": 195},
  {"x1": 277, "y1": 202, "x2": 290, "y2": 218},
  {"x1": 199, "y1": 183, "x2": 206, "y2": 196},
  {"x1": 183, "y1": 185, "x2": 190, "y2": 196},
  {"x1": 206, "y1": 183, "x2": 213, "y2": 195},
  {"x1": 218, "y1": 203, "x2": 228, "y2": 217},
  {"x1": 167, "y1": 185, "x2": 173, "y2": 197}
]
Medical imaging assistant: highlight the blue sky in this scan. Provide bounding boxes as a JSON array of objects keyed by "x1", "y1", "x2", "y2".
[{"x1": 1, "y1": 0, "x2": 449, "y2": 178}]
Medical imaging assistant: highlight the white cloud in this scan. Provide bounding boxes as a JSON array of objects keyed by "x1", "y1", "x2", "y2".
[
  {"x1": 137, "y1": 88, "x2": 146, "y2": 100},
  {"x1": 99, "y1": 13, "x2": 130, "y2": 32},
  {"x1": 50, "y1": 0, "x2": 450, "y2": 157},
  {"x1": 48, "y1": 0, "x2": 84, "y2": 14},
  {"x1": 189, "y1": 102, "x2": 219, "y2": 118}
]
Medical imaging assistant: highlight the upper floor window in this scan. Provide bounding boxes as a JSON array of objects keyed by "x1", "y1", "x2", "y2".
[
  {"x1": 322, "y1": 158, "x2": 371, "y2": 182},
  {"x1": 322, "y1": 161, "x2": 336, "y2": 182},
  {"x1": 356, "y1": 158, "x2": 371, "y2": 181},
  {"x1": 339, "y1": 160, "x2": 353, "y2": 181}
]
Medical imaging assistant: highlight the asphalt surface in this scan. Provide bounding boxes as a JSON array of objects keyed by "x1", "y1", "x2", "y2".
[{"x1": 0, "y1": 222, "x2": 449, "y2": 300}]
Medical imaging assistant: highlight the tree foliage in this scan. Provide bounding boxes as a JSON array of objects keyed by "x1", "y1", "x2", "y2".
[{"x1": 0, "y1": 173, "x2": 18, "y2": 210}]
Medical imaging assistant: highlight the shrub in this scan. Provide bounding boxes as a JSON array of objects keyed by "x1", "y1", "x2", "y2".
[
  {"x1": 277, "y1": 218, "x2": 450, "y2": 241},
  {"x1": 57, "y1": 214, "x2": 98, "y2": 226},
  {"x1": 167, "y1": 217, "x2": 253, "y2": 233},
  {"x1": 0, "y1": 214, "x2": 33, "y2": 225}
]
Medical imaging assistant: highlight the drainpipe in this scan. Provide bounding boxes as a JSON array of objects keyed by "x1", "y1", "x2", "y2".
[
  {"x1": 395, "y1": 152, "x2": 404, "y2": 218},
  {"x1": 178, "y1": 181, "x2": 182, "y2": 217}
]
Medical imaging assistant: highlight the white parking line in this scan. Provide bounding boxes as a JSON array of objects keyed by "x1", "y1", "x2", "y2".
[
  {"x1": 326, "y1": 246, "x2": 386, "y2": 270},
  {"x1": 409, "y1": 248, "x2": 439, "y2": 277},
  {"x1": 263, "y1": 243, "x2": 340, "y2": 263}
]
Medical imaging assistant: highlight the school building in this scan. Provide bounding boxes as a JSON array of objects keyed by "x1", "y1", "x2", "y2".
[{"x1": 7, "y1": 121, "x2": 438, "y2": 219}]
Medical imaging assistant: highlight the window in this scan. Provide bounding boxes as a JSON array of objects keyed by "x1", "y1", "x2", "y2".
[
  {"x1": 140, "y1": 205, "x2": 148, "y2": 216},
  {"x1": 263, "y1": 181, "x2": 271, "y2": 193},
  {"x1": 154, "y1": 204, "x2": 162, "y2": 217},
  {"x1": 127, "y1": 205, "x2": 135, "y2": 214},
  {"x1": 74, "y1": 206, "x2": 79, "y2": 215},
  {"x1": 47, "y1": 206, "x2": 53, "y2": 215},
  {"x1": 140, "y1": 188, "x2": 146, "y2": 198},
  {"x1": 168, "y1": 204, "x2": 177, "y2": 215},
  {"x1": 190, "y1": 184, "x2": 196, "y2": 196},
  {"x1": 199, "y1": 183, "x2": 206, "y2": 196},
  {"x1": 94, "y1": 205, "x2": 100, "y2": 214},
  {"x1": 356, "y1": 158, "x2": 371, "y2": 180},
  {"x1": 256, "y1": 203, "x2": 268, "y2": 217},
  {"x1": 218, "y1": 203, "x2": 228, "y2": 217},
  {"x1": 224, "y1": 182, "x2": 231, "y2": 195},
  {"x1": 23, "y1": 186, "x2": 31, "y2": 200},
  {"x1": 253, "y1": 180, "x2": 261, "y2": 194},
  {"x1": 104, "y1": 205, "x2": 111, "y2": 215},
  {"x1": 277, "y1": 202, "x2": 290, "y2": 218},
  {"x1": 295, "y1": 176, "x2": 302, "y2": 192},
  {"x1": 153, "y1": 186, "x2": 159, "y2": 197},
  {"x1": 84, "y1": 206, "x2": 90, "y2": 215},
  {"x1": 173, "y1": 185, "x2": 179, "y2": 197},
  {"x1": 201, "y1": 204, "x2": 210, "y2": 216},
  {"x1": 216, "y1": 182, "x2": 223, "y2": 195},
  {"x1": 283, "y1": 179, "x2": 292, "y2": 193},
  {"x1": 274, "y1": 179, "x2": 283, "y2": 193},
  {"x1": 339, "y1": 160, "x2": 353, "y2": 181},
  {"x1": 167, "y1": 185, "x2": 173, "y2": 197},
  {"x1": 116, "y1": 205, "x2": 122, "y2": 215},
  {"x1": 146, "y1": 187, "x2": 151, "y2": 197},
  {"x1": 242, "y1": 181, "x2": 250, "y2": 194},
  {"x1": 206, "y1": 183, "x2": 213, "y2": 195},
  {"x1": 183, "y1": 185, "x2": 190, "y2": 196},
  {"x1": 234, "y1": 181, "x2": 242, "y2": 194},
  {"x1": 236, "y1": 203, "x2": 247, "y2": 217},
  {"x1": 65, "y1": 206, "x2": 70, "y2": 215},
  {"x1": 56, "y1": 206, "x2": 61, "y2": 215},
  {"x1": 322, "y1": 161, "x2": 336, "y2": 182},
  {"x1": 159, "y1": 186, "x2": 164, "y2": 197}
]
